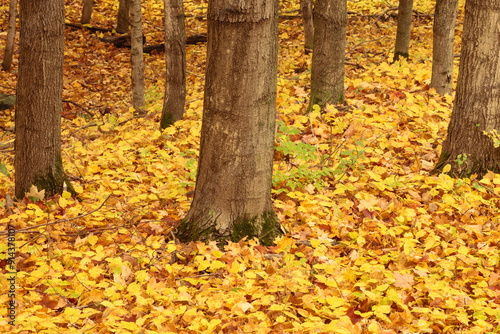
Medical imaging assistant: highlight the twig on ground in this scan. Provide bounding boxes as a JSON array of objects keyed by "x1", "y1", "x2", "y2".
[{"x1": 0, "y1": 194, "x2": 112, "y2": 236}]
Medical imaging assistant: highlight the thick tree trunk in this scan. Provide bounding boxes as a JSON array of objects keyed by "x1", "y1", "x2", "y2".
[
  {"x1": 433, "y1": 0, "x2": 500, "y2": 178},
  {"x1": 15, "y1": 0, "x2": 73, "y2": 198},
  {"x1": 130, "y1": 0, "x2": 145, "y2": 114},
  {"x1": 430, "y1": 0, "x2": 458, "y2": 95},
  {"x1": 2, "y1": 0, "x2": 17, "y2": 71},
  {"x1": 393, "y1": 0, "x2": 414, "y2": 61},
  {"x1": 300, "y1": 0, "x2": 314, "y2": 52},
  {"x1": 80, "y1": 0, "x2": 94, "y2": 24},
  {"x1": 179, "y1": 0, "x2": 283, "y2": 245},
  {"x1": 308, "y1": 0, "x2": 347, "y2": 112},
  {"x1": 116, "y1": 0, "x2": 131, "y2": 33},
  {"x1": 160, "y1": 0, "x2": 186, "y2": 129}
]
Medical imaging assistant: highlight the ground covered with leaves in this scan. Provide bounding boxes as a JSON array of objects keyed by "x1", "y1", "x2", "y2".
[{"x1": 1, "y1": 0, "x2": 499, "y2": 333}]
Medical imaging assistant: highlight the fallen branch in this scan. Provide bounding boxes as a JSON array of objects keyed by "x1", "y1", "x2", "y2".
[
  {"x1": 345, "y1": 61, "x2": 365, "y2": 69},
  {"x1": 65, "y1": 22, "x2": 113, "y2": 33},
  {"x1": 63, "y1": 100, "x2": 95, "y2": 117},
  {"x1": 0, "y1": 194, "x2": 113, "y2": 236},
  {"x1": 142, "y1": 34, "x2": 208, "y2": 53},
  {"x1": 99, "y1": 33, "x2": 207, "y2": 53}
]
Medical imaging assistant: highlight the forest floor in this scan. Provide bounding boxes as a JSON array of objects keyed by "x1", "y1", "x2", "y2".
[{"x1": 1, "y1": 0, "x2": 499, "y2": 333}]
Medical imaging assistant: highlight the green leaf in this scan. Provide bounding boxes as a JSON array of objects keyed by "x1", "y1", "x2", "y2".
[{"x1": 0, "y1": 161, "x2": 10, "y2": 178}]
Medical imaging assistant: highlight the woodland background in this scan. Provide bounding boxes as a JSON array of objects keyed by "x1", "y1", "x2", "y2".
[{"x1": 1, "y1": 0, "x2": 500, "y2": 333}]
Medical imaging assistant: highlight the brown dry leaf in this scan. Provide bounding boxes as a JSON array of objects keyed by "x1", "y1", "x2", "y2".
[
  {"x1": 26, "y1": 185, "x2": 45, "y2": 201},
  {"x1": 394, "y1": 272, "x2": 414, "y2": 288},
  {"x1": 407, "y1": 189, "x2": 421, "y2": 201},
  {"x1": 489, "y1": 272, "x2": 499, "y2": 286},
  {"x1": 293, "y1": 85, "x2": 308, "y2": 97},
  {"x1": 420, "y1": 160, "x2": 434, "y2": 171},
  {"x1": 343, "y1": 123, "x2": 357, "y2": 138}
]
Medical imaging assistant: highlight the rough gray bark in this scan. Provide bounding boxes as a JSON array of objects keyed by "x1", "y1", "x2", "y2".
[
  {"x1": 15, "y1": 0, "x2": 74, "y2": 198},
  {"x1": 160, "y1": 0, "x2": 186, "y2": 129},
  {"x1": 179, "y1": 0, "x2": 283, "y2": 245},
  {"x1": 130, "y1": 0, "x2": 145, "y2": 114},
  {"x1": 81, "y1": 0, "x2": 94, "y2": 24},
  {"x1": 433, "y1": 0, "x2": 500, "y2": 178},
  {"x1": 116, "y1": 0, "x2": 131, "y2": 33},
  {"x1": 393, "y1": 0, "x2": 414, "y2": 61},
  {"x1": 300, "y1": 0, "x2": 314, "y2": 52},
  {"x1": 430, "y1": 0, "x2": 458, "y2": 95},
  {"x1": 2, "y1": 0, "x2": 17, "y2": 71},
  {"x1": 308, "y1": 0, "x2": 347, "y2": 112}
]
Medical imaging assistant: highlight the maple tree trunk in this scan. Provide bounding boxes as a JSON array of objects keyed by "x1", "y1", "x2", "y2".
[
  {"x1": 430, "y1": 0, "x2": 458, "y2": 95},
  {"x1": 130, "y1": 0, "x2": 145, "y2": 114},
  {"x1": 393, "y1": 0, "x2": 413, "y2": 61},
  {"x1": 179, "y1": 0, "x2": 283, "y2": 245},
  {"x1": 160, "y1": 0, "x2": 186, "y2": 129},
  {"x1": 116, "y1": 0, "x2": 131, "y2": 33},
  {"x1": 15, "y1": 0, "x2": 74, "y2": 198},
  {"x1": 300, "y1": 0, "x2": 314, "y2": 52},
  {"x1": 308, "y1": 0, "x2": 347, "y2": 112},
  {"x1": 433, "y1": 0, "x2": 500, "y2": 178},
  {"x1": 80, "y1": 0, "x2": 94, "y2": 25},
  {"x1": 2, "y1": 0, "x2": 17, "y2": 71}
]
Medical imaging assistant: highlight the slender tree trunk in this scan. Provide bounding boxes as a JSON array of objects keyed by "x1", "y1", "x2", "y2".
[
  {"x1": 80, "y1": 0, "x2": 94, "y2": 25},
  {"x1": 160, "y1": 0, "x2": 186, "y2": 129},
  {"x1": 433, "y1": 0, "x2": 500, "y2": 178},
  {"x1": 301, "y1": 0, "x2": 314, "y2": 52},
  {"x1": 308, "y1": 0, "x2": 347, "y2": 112},
  {"x1": 116, "y1": 0, "x2": 131, "y2": 33},
  {"x1": 430, "y1": 0, "x2": 458, "y2": 95},
  {"x1": 179, "y1": 0, "x2": 283, "y2": 245},
  {"x1": 130, "y1": 0, "x2": 145, "y2": 114},
  {"x1": 393, "y1": 0, "x2": 414, "y2": 61},
  {"x1": 15, "y1": 0, "x2": 74, "y2": 198},
  {"x1": 2, "y1": 0, "x2": 17, "y2": 71}
]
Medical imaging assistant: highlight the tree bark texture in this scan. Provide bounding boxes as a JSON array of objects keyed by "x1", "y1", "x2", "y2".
[
  {"x1": 308, "y1": 0, "x2": 347, "y2": 111},
  {"x1": 300, "y1": 0, "x2": 314, "y2": 52},
  {"x1": 430, "y1": 0, "x2": 458, "y2": 95},
  {"x1": 15, "y1": 0, "x2": 72, "y2": 198},
  {"x1": 2, "y1": 0, "x2": 17, "y2": 71},
  {"x1": 180, "y1": 0, "x2": 282, "y2": 245},
  {"x1": 116, "y1": 0, "x2": 131, "y2": 33},
  {"x1": 160, "y1": 0, "x2": 186, "y2": 129},
  {"x1": 81, "y1": 0, "x2": 94, "y2": 24},
  {"x1": 434, "y1": 0, "x2": 500, "y2": 177},
  {"x1": 393, "y1": 0, "x2": 414, "y2": 61},
  {"x1": 130, "y1": 0, "x2": 145, "y2": 114}
]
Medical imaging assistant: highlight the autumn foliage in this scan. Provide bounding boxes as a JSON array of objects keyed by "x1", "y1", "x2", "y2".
[{"x1": 1, "y1": 0, "x2": 499, "y2": 333}]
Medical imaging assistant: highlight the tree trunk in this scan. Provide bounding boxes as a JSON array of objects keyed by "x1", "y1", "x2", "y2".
[
  {"x1": 430, "y1": 0, "x2": 458, "y2": 95},
  {"x1": 2, "y1": 0, "x2": 17, "y2": 71},
  {"x1": 130, "y1": 0, "x2": 145, "y2": 114},
  {"x1": 116, "y1": 0, "x2": 131, "y2": 33},
  {"x1": 160, "y1": 0, "x2": 186, "y2": 129},
  {"x1": 15, "y1": 0, "x2": 74, "y2": 198},
  {"x1": 179, "y1": 0, "x2": 283, "y2": 245},
  {"x1": 80, "y1": 0, "x2": 94, "y2": 25},
  {"x1": 393, "y1": 0, "x2": 414, "y2": 61},
  {"x1": 433, "y1": 0, "x2": 500, "y2": 178},
  {"x1": 300, "y1": 0, "x2": 314, "y2": 52},
  {"x1": 308, "y1": 0, "x2": 347, "y2": 112}
]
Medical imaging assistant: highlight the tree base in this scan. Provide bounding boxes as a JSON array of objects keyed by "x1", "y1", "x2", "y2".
[
  {"x1": 176, "y1": 210, "x2": 284, "y2": 246},
  {"x1": 160, "y1": 112, "x2": 174, "y2": 130},
  {"x1": 16, "y1": 154, "x2": 77, "y2": 199},
  {"x1": 393, "y1": 51, "x2": 409, "y2": 63},
  {"x1": 432, "y1": 151, "x2": 500, "y2": 178}
]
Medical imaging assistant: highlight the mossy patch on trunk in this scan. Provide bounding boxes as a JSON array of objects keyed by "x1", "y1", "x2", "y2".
[
  {"x1": 160, "y1": 112, "x2": 175, "y2": 130},
  {"x1": 176, "y1": 210, "x2": 284, "y2": 246},
  {"x1": 16, "y1": 153, "x2": 76, "y2": 199}
]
